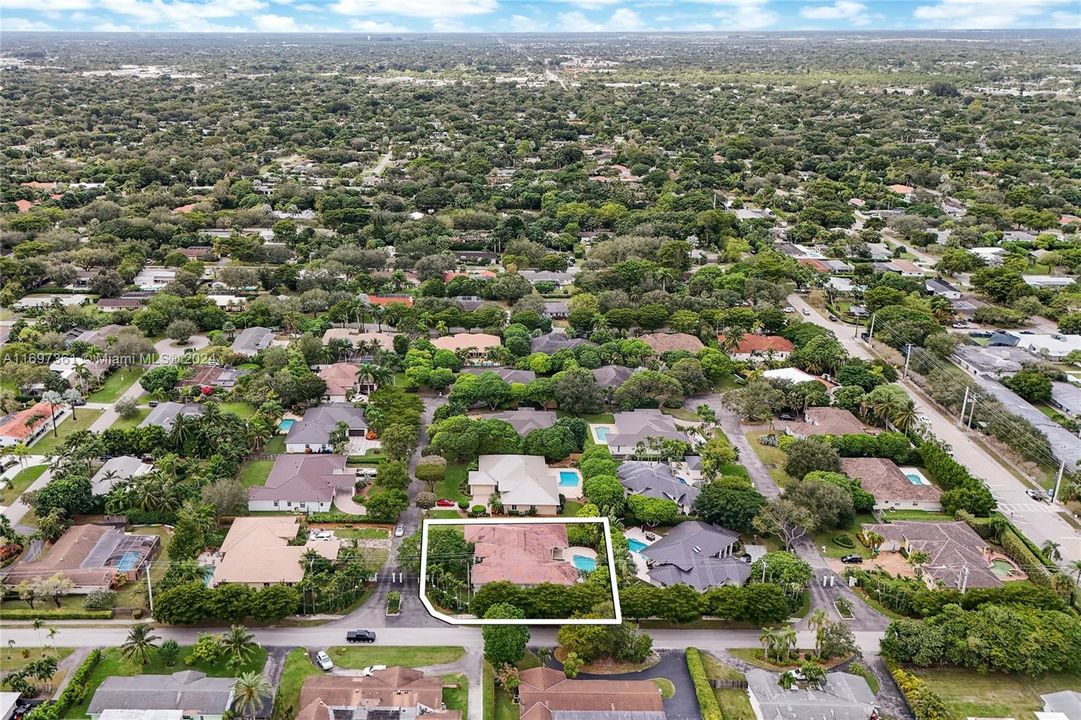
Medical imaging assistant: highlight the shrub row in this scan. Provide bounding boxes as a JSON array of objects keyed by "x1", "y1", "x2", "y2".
[
  {"x1": 886, "y1": 661, "x2": 956, "y2": 720},
  {"x1": 0, "y1": 609, "x2": 113, "y2": 620},
  {"x1": 25, "y1": 649, "x2": 103, "y2": 720},
  {"x1": 685, "y1": 648, "x2": 722, "y2": 720},
  {"x1": 620, "y1": 582, "x2": 793, "y2": 626},
  {"x1": 307, "y1": 511, "x2": 370, "y2": 523}
]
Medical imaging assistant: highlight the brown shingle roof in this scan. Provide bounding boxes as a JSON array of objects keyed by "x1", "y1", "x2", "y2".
[
  {"x1": 841, "y1": 458, "x2": 941, "y2": 504},
  {"x1": 637, "y1": 332, "x2": 704, "y2": 354},
  {"x1": 719, "y1": 333, "x2": 793, "y2": 355},
  {"x1": 783, "y1": 407, "x2": 868, "y2": 438}
]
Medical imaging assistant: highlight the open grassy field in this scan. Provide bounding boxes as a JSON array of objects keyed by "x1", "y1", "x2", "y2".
[
  {"x1": 439, "y1": 463, "x2": 471, "y2": 503},
  {"x1": 909, "y1": 667, "x2": 1081, "y2": 720},
  {"x1": 109, "y1": 407, "x2": 150, "y2": 430},
  {"x1": 745, "y1": 430, "x2": 796, "y2": 487}
]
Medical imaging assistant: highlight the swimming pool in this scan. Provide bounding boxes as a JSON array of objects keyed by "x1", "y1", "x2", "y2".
[
  {"x1": 593, "y1": 426, "x2": 610, "y2": 441},
  {"x1": 558, "y1": 470, "x2": 580, "y2": 487},
  {"x1": 900, "y1": 467, "x2": 931, "y2": 486},
  {"x1": 989, "y1": 559, "x2": 1015, "y2": 579},
  {"x1": 571, "y1": 555, "x2": 597, "y2": 572},
  {"x1": 627, "y1": 538, "x2": 648, "y2": 553},
  {"x1": 279, "y1": 419, "x2": 295, "y2": 432},
  {"x1": 114, "y1": 551, "x2": 143, "y2": 572},
  {"x1": 201, "y1": 565, "x2": 215, "y2": 587}
]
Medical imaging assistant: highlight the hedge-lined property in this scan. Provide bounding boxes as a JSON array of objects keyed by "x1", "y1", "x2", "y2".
[
  {"x1": 685, "y1": 648, "x2": 722, "y2": 720},
  {"x1": 25, "y1": 648, "x2": 103, "y2": 720},
  {"x1": 0, "y1": 609, "x2": 113, "y2": 621},
  {"x1": 886, "y1": 662, "x2": 956, "y2": 720}
]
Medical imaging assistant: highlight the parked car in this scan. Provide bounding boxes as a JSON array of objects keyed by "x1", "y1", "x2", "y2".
[
  {"x1": 395, "y1": 524, "x2": 405, "y2": 537},
  {"x1": 360, "y1": 664, "x2": 387, "y2": 677},
  {"x1": 828, "y1": 313, "x2": 839, "y2": 321},
  {"x1": 1026, "y1": 489, "x2": 1047, "y2": 502},
  {"x1": 783, "y1": 306, "x2": 795, "y2": 313},
  {"x1": 435, "y1": 498, "x2": 456, "y2": 508},
  {"x1": 801, "y1": 309, "x2": 811, "y2": 316},
  {"x1": 841, "y1": 554, "x2": 863, "y2": 564},
  {"x1": 346, "y1": 630, "x2": 377, "y2": 643},
  {"x1": 315, "y1": 651, "x2": 334, "y2": 671}
]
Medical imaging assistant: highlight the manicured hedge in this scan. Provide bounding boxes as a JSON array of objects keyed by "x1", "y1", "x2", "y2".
[
  {"x1": 0, "y1": 609, "x2": 113, "y2": 620},
  {"x1": 886, "y1": 661, "x2": 956, "y2": 720},
  {"x1": 957, "y1": 511, "x2": 1051, "y2": 586},
  {"x1": 307, "y1": 511, "x2": 369, "y2": 523},
  {"x1": 482, "y1": 662, "x2": 496, "y2": 720},
  {"x1": 25, "y1": 648, "x2": 103, "y2": 720},
  {"x1": 686, "y1": 648, "x2": 722, "y2": 720}
]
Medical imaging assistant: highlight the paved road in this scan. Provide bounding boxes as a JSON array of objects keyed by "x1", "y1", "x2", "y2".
[
  {"x1": 1, "y1": 455, "x2": 52, "y2": 527},
  {"x1": 786, "y1": 292, "x2": 1081, "y2": 566}
]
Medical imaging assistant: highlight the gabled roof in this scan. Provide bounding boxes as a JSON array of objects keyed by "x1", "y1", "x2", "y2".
[
  {"x1": 718, "y1": 333, "x2": 793, "y2": 355},
  {"x1": 139, "y1": 402, "x2": 204, "y2": 431},
  {"x1": 517, "y1": 667, "x2": 665, "y2": 720},
  {"x1": 640, "y1": 521, "x2": 747, "y2": 591},
  {"x1": 783, "y1": 407, "x2": 866, "y2": 437},
  {"x1": 617, "y1": 461, "x2": 699, "y2": 509},
  {"x1": 841, "y1": 458, "x2": 941, "y2": 505},
  {"x1": 319, "y1": 363, "x2": 360, "y2": 396},
  {"x1": 87, "y1": 671, "x2": 235, "y2": 715},
  {"x1": 490, "y1": 408, "x2": 557, "y2": 435},
  {"x1": 863, "y1": 520, "x2": 1000, "y2": 589},
  {"x1": 91, "y1": 455, "x2": 151, "y2": 495},
  {"x1": 608, "y1": 410, "x2": 685, "y2": 448},
  {"x1": 230, "y1": 326, "x2": 275, "y2": 356},
  {"x1": 745, "y1": 669, "x2": 875, "y2": 720},
  {"x1": 296, "y1": 666, "x2": 458, "y2": 720},
  {"x1": 637, "y1": 332, "x2": 704, "y2": 354}
]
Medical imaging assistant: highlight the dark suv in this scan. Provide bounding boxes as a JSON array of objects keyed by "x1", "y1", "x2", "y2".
[{"x1": 346, "y1": 630, "x2": 377, "y2": 643}]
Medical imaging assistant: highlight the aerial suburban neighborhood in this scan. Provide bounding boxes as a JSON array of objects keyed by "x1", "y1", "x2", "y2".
[{"x1": 1, "y1": 23, "x2": 1081, "y2": 720}]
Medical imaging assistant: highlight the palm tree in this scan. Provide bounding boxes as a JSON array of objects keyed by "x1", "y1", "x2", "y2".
[
  {"x1": 222, "y1": 625, "x2": 257, "y2": 672},
  {"x1": 774, "y1": 625, "x2": 798, "y2": 664},
  {"x1": 121, "y1": 623, "x2": 161, "y2": 665},
  {"x1": 1071, "y1": 559, "x2": 1081, "y2": 587},
  {"x1": 6, "y1": 442, "x2": 31, "y2": 470},
  {"x1": 32, "y1": 619, "x2": 44, "y2": 647},
  {"x1": 232, "y1": 672, "x2": 272, "y2": 720},
  {"x1": 759, "y1": 627, "x2": 779, "y2": 663},
  {"x1": 808, "y1": 609, "x2": 829, "y2": 655},
  {"x1": 169, "y1": 413, "x2": 197, "y2": 449},
  {"x1": 890, "y1": 400, "x2": 918, "y2": 433},
  {"x1": 1041, "y1": 540, "x2": 1062, "y2": 562},
  {"x1": 40, "y1": 391, "x2": 64, "y2": 437},
  {"x1": 908, "y1": 550, "x2": 930, "y2": 579}
]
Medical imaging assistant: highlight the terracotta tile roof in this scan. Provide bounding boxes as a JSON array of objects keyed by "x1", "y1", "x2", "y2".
[
  {"x1": 783, "y1": 407, "x2": 867, "y2": 437},
  {"x1": 637, "y1": 332, "x2": 704, "y2": 354},
  {"x1": 366, "y1": 295, "x2": 414, "y2": 307},
  {"x1": 318, "y1": 362, "x2": 360, "y2": 396},
  {"x1": 465, "y1": 524, "x2": 578, "y2": 588},
  {"x1": 517, "y1": 667, "x2": 665, "y2": 719},
  {"x1": 0, "y1": 402, "x2": 58, "y2": 441},
  {"x1": 297, "y1": 667, "x2": 460, "y2": 720},
  {"x1": 718, "y1": 333, "x2": 793, "y2": 355},
  {"x1": 431, "y1": 332, "x2": 502, "y2": 352}
]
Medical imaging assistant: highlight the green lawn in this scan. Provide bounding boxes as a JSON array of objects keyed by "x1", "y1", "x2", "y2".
[
  {"x1": 272, "y1": 648, "x2": 321, "y2": 720},
  {"x1": 238, "y1": 459, "x2": 275, "y2": 488},
  {"x1": 427, "y1": 509, "x2": 463, "y2": 519},
  {"x1": 443, "y1": 673, "x2": 469, "y2": 720},
  {"x1": 700, "y1": 653, "x2": 755, "y2": 720},
  {"x1": 661, "y1": 407, "x2": 700, "y2": 422},
  {"x1": 221, "y1": 401, "x2": 256, "y2": 418},
  {"x1": 1, "y1": 464, "x2": 47, "y2": 505},
  {"x1": 332, "y1": 526, "x2": 390, "y2": 539},
  {"x1": 652, "y1": 677, "x2": 676, "y2": 698},
  {"x1": 561, "y1": 500, "x2": 584, "y2": 517},
  {"x1": 31, "y1": 409, "x2": 103, "y2": 455},
  {"x1": 880, "y1": 509, "x2": 954, "y2": 522},
  {"x1": 745, "y1": 430, "x2": 796, "y2": 487},
  {"x1": 110, "y1": 407, "x2": 150, "y2": 430},
  {"x1": 812, "y1": 513, "x2": 876, "y2": 560},
  {"x1": 910, "y1": 667, "x2": 1081, "y2": 720},
  {"x1": 564, "y1": 412, "x2": 616, "y2": 424},
  {"x1": 0, "y1": 646, "x2": 74, "y2": 672},
  {"x1": 716, "y1": 462, "x2": 750, "y2": 481},
  {"x1": 264, "y1": 436, "x2": 286, "y2": 454},
  {"x1": 438, "y1": 464, "x2": 471, "y2": 504},
  {"x1": 326, "y1": 646, "x2": 464, "y2": 668},
  {"x1": 65, "y1": 645, "x2": 267, "y2": 719},
  {"x1": 88, "y1": 367, "x2": 144, "y2": 403}
]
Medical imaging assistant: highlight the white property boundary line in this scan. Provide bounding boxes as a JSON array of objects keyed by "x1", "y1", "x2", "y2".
[{"x1": 419, "y1": 516, "x2": 623, "y2": 626}]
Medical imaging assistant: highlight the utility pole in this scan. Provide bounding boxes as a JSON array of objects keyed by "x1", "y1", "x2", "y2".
[
  {"x1": 902, "y1": 344, "x2": 913, "y2": 379},
  {"x1": 967, "y1": 397, "x2": 978, "y2": 429},
  {"x1": 866, "y1": 313, "x2": 876, "y2": 343},
  {"x1": 145, "y1": 561, "x2": 154, "y2": 617},
  {"x1": 959, "y1": 387, "x2": 970, "y2": 427},
  {"x1": 1051, "y1": 459, "x2": 1066, "y2": 503}
]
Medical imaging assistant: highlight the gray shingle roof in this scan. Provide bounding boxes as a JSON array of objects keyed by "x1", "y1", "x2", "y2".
[
  {"x1": 745, "y1": 669, "x2": 875, "y2": 720},
  {"x1": 139, "y1": 402, "x2": 204, "y2": 431},
  {"x1": 490, "y1": 408, "x2": 558, "y2": 435},
  {"x1": 617, "y1": 462, "x2": 699, "y2": 510},
  {"x1": 608, "y1": 410, "x2": 685, "y2": 448},
  {"x1": 641, "y1": 521, "x2": 747, "y2": 591},
  {"x1": 285, "y1": 404, "x2": 367, "y2": 446},
  {"x1": 231, "y1": 326, "x2": 275, "y2": 356},
  {"x1": 592, "y1": 365, "x2": 636, "y2": 389},
  {"x1": 87, "y1": 671, "x2": 235, "y2": 715},
  {"x1": 1042, "y1": 690, "x2": 1081, "y2": 718},
  {"x1": 91, "y1": 456, "x2": 150, "y2": 495},
  {"x1": 531, "y1": 332, "x2": 593, "y2": 355},
  {"x1": 462, "y1": 367, "x2": 537, "y2": 385}
]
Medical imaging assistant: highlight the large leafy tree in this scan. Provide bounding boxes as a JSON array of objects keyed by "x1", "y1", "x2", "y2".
[{"x1": 481, "y1": 603, "x2": 530, "y2": 668}]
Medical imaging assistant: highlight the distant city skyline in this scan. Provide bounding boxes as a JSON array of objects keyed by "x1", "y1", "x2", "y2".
[{"x1": 4, "y1": 0, "x2": 1079, "y2": 35}]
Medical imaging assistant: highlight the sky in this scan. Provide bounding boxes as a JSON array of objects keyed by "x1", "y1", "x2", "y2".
[{"x1": 3, "y1": 0, "x2": 1080, "y2": 35}]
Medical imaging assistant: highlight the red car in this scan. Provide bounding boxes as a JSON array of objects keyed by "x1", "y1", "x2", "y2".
[{"x1": 435, "y1": 499, "x2": 456, "y2": 508}]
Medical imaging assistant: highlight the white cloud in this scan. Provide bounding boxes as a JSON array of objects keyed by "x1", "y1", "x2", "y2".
[
  {"x1": 709, "y1": 0, "x2": 777, "y2": 28},
  {"x1": 556, "y1": 6, "x2": 644, "y2": 30},
  {"x1": 348, "y1": 18, "x2": 411, "y2": 30},
  {"x1": 252, "y1": 12, "x2": 302, "y2": 30},
  {"x1": 2, "y1": 16, "x2": 58, "y2": 29},
  {"x1": 94, "y1": 20, "x2": 136, "y2": 29},
  {"x1": 330, "y1": 0, "x2": 496, "y2": 17},
  {"x1": 549, "y1": 0, "x2": 621, "y2": 9},
  {"x1": 430, "y1": 16, "x2": 484, "y2": 30},
  {"x1": 800, "y1": 0, "x2": 869, "y2": 24},
  {"x1": 99, "y1": 0, "x2": 267, "y2": 24},
  {"x1": 3, "y1": 0, "x2": 90, "y2": 8},
  {"x1": 508, "y1": 13, "x2": 547, "y2": 31},
  {"x1": 1050, "y1": 10, "x2": 1080, "y2": 26},
  {"x1": 913, "y1": 0, "x2": 1071, "y2": 28}
]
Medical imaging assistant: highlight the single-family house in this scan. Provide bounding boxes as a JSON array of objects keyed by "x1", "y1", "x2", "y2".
[
  {"x1": 618, "y1": 461, "x2": 700, "y2": 514},
  {"x1": 519, "y1": 270, "x2": 575, "y2": 287},
  {"x1": 210, "y1": 516, "x2": 341, "y2": 587},
  {"x1": 98, "y1": 297, "x2": 146, "y2": 312},
  {"x1": 745, "y1": 668, "x2": 876, "y2": 720},
  {"x1": 842, "y1": 458, "x2": 942, "y2": 512},
  {"x1": 638, "y1": 332, "x2": 704, "y2": 355},
  {"x1": 297, "y1": 667, "x2": 460, "y2": 720},
  {"x1": 140, "y1": 402, "x2": 204, "y2": 432},
  {"x1": 1050, "y1": 381, "x2": 1081, "y2": 419},
  {"x1": 641, "y1": 521, "x2": 749, "y2": 590},
  {"x1": 925, "y1": 279, "x2": 961, "y2": 299},
  {"x1": 0, "y1": 522, "x2": 158, "y2": 592},
  {"x1": 230, "y1": 326, "x2": 275, "y2": 357},
  {"x1": 1040, "y1": 691, "x2": 1081, "y2": 720},
  {"x1": 783, "y1": 407, "x2": 868, "y2": 439},
  {"x1": 430, "y1": 332, "x2": 501, "y2": 363},
  {"x1": 761, "y1": 367, "x2": 824, "y2": 386},
  {"x1": 285, "y1": 404, "x2": 367, "y2": 453},
  {"x1": 90, "y1": 456, "x2": 151, "y2": 496},
  {"x1": 862, "y1": 520, "x2": 1001, "y2": 590},
  {"x1": 132, "y1": 267, "x2": 176, "y2": 292},
  {"x1": 178, "y1": 365, "x2": 238, "y2": 390},
  {"x1": 530, "y1": 330, "x2": 592, "y2": 355},
  {"x1": 318, "y1": 363, "x2": 364, "y2": 402},
  {"x1": 467, "y1": 454, "x2": 561, "y2": 515},
  {"x1": 1022, "y1": 275, "x2": 1077, "y2": 289},
  {"x1": 320, "y1": 329, "x2": 397, "y2": 353},
  {"x1": 47, "y1": 357, "x2": 110, "y2": 391},
  {"x1": 952, "y1": 345, "x2": 1034, "y2": 377},
  {"x1": 461, "y1": 367, "x2": 537, "y2": 385},
  {"x1": 603, "y1": 410, "x2": 688, "y2": 457},
  {"x1": 0, "y1": 402, "x2": 62, "y2": 448},
  {"x1": 87, "y1": 671, "x2": 236, "y2": 720},
  {"x1": 542, "y1": 300, "x2": 570, "y2": 319},
  {"x1": 998, "y1": 332, "x2": 1081, "y2": 362},
  {"x1": 490, "y1": 408, "x2": 557, "y2": 435},
  {"x1": 593, "y1": 365, "x2": 637, "y2": 393},
  {"x1": 465, "y1": 523, "x2": 578, "y2": 588},
  {"x1": 247, "y1": 455, "x2": 357, "y2": 513},
  {"x1": 719, "y1": 333, "x2": 793, "y2": 362},
  {"x1": 516, "y1": 667, "x2": 666, "y2": 720}
]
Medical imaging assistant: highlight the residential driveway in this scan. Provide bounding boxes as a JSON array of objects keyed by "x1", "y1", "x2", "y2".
[
  {"x1": 334, "y1": 491, "x2": 367, "y2": 515},
  {"x1": 1, "y1": 458, "x2": 51, "y2": 528},
  {"x1": 693, "y1": 393, "x2": 780, "y2": 499},
  {"x1": 153, "y1": 334, "x2": 209, "y2": 364},
  {"x1": 546, "y1": 649, "x2": 698, "y2": 720}
]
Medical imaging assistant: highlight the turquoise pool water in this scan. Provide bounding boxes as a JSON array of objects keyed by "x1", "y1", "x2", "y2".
[
  {"x1": 114, "y1": 551, "x2": 142, "y2": 572},
  {"x1": 594, "y1": 426, "x2": 610, "y2": 441},
  {"x1": 990, "y1": 559, "x2": 1015, "y2": 579},
  {"x1": 279, "y1": 419, "x2": 295, "y2": 432},
  {"x1": 627, "y1": 539, "x2": 648, "y2": 553},
  {"x1": 571, "y1": 555, "x2": 597, "y2": 572},
  {"x1": 201, "y1": 565, "x2": 215, "y2": 587},
  {"x1": 559, "y1": 470, "x2": 580, "y2": 487},
  {"x1": 904, "y1": 471, "x2": 930, "y2": 486}
]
